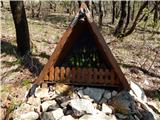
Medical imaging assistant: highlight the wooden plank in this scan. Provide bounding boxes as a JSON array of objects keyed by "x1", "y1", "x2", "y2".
[
  {"x1": 66, "y1": 67, "x2": 71, "y2": 83},
  {"x1": 60, "y1": 67, "x2": 65, "y2": 81},
  {"x1": 110, "y1": 70, "x2": 115, "y2": 85},
  {"x1": 93, "y1": 68, "x2": 98, "y2": 84},
  {"x1": 71, "y1": 67, "x2": 76, "y2": 83},
  {"x1": 81, "y1": 68, "x2": 88, "y2": 83},
  {"x1": 44, "y1": 72, "x2": 49, "y2": 81},
  {"x1": 49, "y1": 66, "x2": 54, "y2": 81},
  {"x1": 77, "y1": 68, "x2": 82, "y2": 83},
  {"x1": 88, "y1": 68, "x2": 93, "y2": 81},
  {"x1": 55, "y1": 67, "x2": 60, "y2": 81},
  {"x1": 99, "y1": 68, "x2": 105, "y2": 84},
  {"x1": 104, "y1": 69, "x2": 110, "y2": 84}
]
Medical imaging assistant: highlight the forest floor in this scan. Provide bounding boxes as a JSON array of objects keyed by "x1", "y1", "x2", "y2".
[{"x1": 1, "y1": 6, "x2": 160, "y2": 119}]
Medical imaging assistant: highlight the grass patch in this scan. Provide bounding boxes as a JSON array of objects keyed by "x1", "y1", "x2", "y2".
[
  {"x1": 2, "y1": 59, "x2": 22, "y2": 66},
  {"x1": 155, "y1": 91, "x2": 160, "y2": 101},
  {"x1": 21, "y1": 79, "x2": 30, "y2": 88},
  {"x1": 1, "y1": 85, "x2": 12, "y2": 93}
]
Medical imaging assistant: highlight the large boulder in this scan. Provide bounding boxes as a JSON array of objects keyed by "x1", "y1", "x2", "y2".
[
  {"x1": 40, "y1": 108, "x2": 64, "y2": 120},
  {"x1": 69, "y1": 99, "x2": 96, "y2": 114},
  {"x1": 79, "y1": 112, "x2": 117, "y2": 120},
  {"x1": 109, "y1": 91, "x2": 136, "y2": 114},
  {"x1": 83, "y1": 87, "x2": 105, "y2": 102}
]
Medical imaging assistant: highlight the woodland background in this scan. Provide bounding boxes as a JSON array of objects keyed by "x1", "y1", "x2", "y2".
[{"x1": 1, "y1": 1, "x2": 160, "y2": 119}]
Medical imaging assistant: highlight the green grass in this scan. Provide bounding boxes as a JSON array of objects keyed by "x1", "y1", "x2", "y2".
[
  {"x1": 2, "y1": 59, "x2": 22, "y2": 66},
  {"x1": 155, "y1": 91, "x2": 160, "y2": 101},
  {"x1": 21, "y1": 79, "x2": 30, "y2": 88}
]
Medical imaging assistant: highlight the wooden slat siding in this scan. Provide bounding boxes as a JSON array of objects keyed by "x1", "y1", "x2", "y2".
[
  {"x1": 93, "y1": 68, "x2": 98, "y2": 84},
  {"x1": 99, "y1": 68, "x2": 105, "y2": 84},
  {"x1": 44, "y1": 72, "x2": 49, "y2": 81},
  {"x1": 34, "y1": 22, "x2": 74, "y2": 85},
  {"x1": 55, "y1": 67, "x2": 60, "y2": 81},
  {"x1": 66, "y1": 67, "x2": 71, "y2": 83},
  {"x1": 88, "y1": 68, "x2": 93, "y2": 82},
  {"x1": 77, "y1": 68, "x2": 82, "y2": 82},
  {"x1": 49, "y1": 66, "x2": 54, "y2": 81},
  {"x1": 60, "y1": 67, "x2": 65, "y2": 81},
  {"x1": 82, "y1": 68, "x2": 88, "y2": 83},
  {"x1": 86, "y1": 21, "x2": 130, "y2": 90},
  {"x1": 71, "y1": 67, "x2": 76, "y2": 83},
  {"x1": 115, "y1": 75, "x2": 120, "y2": 85},
  {"x1": 110, "y1": 70, "x2": 115, "y2": 84}
]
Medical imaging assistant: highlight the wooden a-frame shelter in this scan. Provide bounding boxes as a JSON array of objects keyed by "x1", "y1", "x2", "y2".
[{"x1": 32, "y1": 3, "x2": 130, "y2": 91}]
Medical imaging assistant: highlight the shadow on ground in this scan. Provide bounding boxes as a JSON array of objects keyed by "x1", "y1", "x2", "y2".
[
  {"x1": 1, "y1": 40, "x2": 44, "y2": 76},
  {"x1": 120, "y1": 63, "x2": 160, "y2": 79}
]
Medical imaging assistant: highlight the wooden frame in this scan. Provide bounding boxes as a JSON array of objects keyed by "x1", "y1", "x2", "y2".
[{"x1": 34, "y1": 3, "x2": 130, "y2": 90}]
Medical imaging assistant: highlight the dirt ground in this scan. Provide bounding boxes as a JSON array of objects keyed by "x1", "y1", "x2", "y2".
[{"x1": 1, "y1": 3, "x2": 160, "y2": 119}]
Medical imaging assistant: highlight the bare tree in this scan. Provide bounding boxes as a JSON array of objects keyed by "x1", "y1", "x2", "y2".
[
  {"x1": 114, "y1": 1, "x2": 126, "y2": 37},
  {"x1": 123, "y1": 1, "x2": 148, "y2": 37},
  {"x1": 36, "y1": 1, "x2": 42, "y2": 18},
  {"x1": 1, "y1": 1, "x2": 3, "y2": 8},
  {"x1": 98, "y1": 1, "x2": 103, "y2": 29},
  {"x1": 131, "y1": 1, "x2": 135, "y2": 21},
  {"x1": 153, "y1": 1, "x2": 159, "y2": 25},
  {"x1": 10, "y1": 1, "x2": 30, "y2": 56},
  {"x1": 112, "y1": 1, "x2": 116, "y2": 24},
  {"x1": 123, "y1": 1, "x2": 131, "y2": 32}
]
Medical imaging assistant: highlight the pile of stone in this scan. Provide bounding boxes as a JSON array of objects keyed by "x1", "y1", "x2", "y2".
[{"x1": 12, "y1": 82, "x2": 158, "y2": 120}]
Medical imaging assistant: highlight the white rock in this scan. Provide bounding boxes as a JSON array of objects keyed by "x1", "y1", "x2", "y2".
[
  {"x1": 0, "y1": 108, "x2": 6, "y2": 120},
  {"x1": 101, "y1": 103, "x2": 112, "y2": 114},
  {"x1": 147, "y1": 101, "x2": 160, "y2": 113},
  {"x1": 112, "y1": 90, "x2": 118, "y2": 97},
  {"x1": 41, "y1": 100, "x2": 58, "y2": 112},
  {"x1": 77, "y1": 90, "x2": 84, "y2": 97},
  {"x1": 52, "y1": 108, "x2": 64, "y2": 120},
  {"x1": 144, "y1": 80, "x2": 149, "y2": 85},
  {"x1": 69, "y1": 99, "x2": 95, "y2": 114},
  {"x1": 130, "y1": 81, "x2": 147, "y2": 102},
  {"x1": 79, "y1": 112, "x2": 117, "y2": 120},
  {"x1": 12, "y1": 103, "x2": 36, "y2": 119},
  {"x1": 35, "y1": 87, "x2": 49, "y2": 98},
  {"x1": 83, "y1": 87, "x2": 105, "y2": 102},
  {"x1": 20, "y1": 112, "x2": 39, "y2": 120},
  {"x1": 27, "y1": 96, "x2": 41, "y2": 107},
  {"x1": 103, "y1": 90, "x2": 111, "y2": 99},
  {"x1": 59, "y1": 115, "x2": 75, "y2": 120},
  {"x1": 115, "y1": 113, "x2": 127, "y2": 119}
]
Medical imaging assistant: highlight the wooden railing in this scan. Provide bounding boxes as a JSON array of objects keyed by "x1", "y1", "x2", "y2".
[{"x1": 44, "y1": 67, "x2": 120, "y2": 86}]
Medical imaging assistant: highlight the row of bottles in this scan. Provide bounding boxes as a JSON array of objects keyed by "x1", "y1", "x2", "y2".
[{"x1": 63, "y1": 46, "x2": 106, "y2": 68}]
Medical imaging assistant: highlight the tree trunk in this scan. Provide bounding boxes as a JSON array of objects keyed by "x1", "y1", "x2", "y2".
[
  {"x1": 131, "y1": 1, "x2": 135, "y2": 21},
  {"x1": 114, "y1": 1, "x2": 126, "y2": 37},
  {"x1": 85, "y1": 1, "x2": 90, "y2": 10},
  {"x1": 123, "y1": 1, "x2": 148, "y2": 37},
  {"x1": 31, "y1": 1, "x2": 35, "y2": 18},
  {"x1": 123, "y1": 1, "x2": 130, "y2": 32},
  {"x1": 10, "y1": 1, "x2": 30, "y2": 56},
  {"x1": 36, "y1": 1, "x2": 41, "y2": 18},
  {"x1": 103, "y1": 1, "x2": 107, "y2": 16},
  {"x1": 112, "y1": 1, "x2": 116, "y2": 24},
  {"x1": 153, "y1": 1, "x2": 158, "y2": 25},
  {"x1": 98, "y1": 1, "x2": 103, "y2": 29},
  {"x1": 1, "y1": 1, "x2": 3, "y2": 7},
  {"x1": 115, "y1": 1, "x2": 120, "y2": 19},
  {"x1": 78, "y1": 1, "x2": 81, "y2": 8}
]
